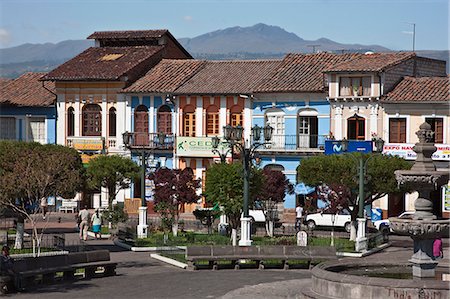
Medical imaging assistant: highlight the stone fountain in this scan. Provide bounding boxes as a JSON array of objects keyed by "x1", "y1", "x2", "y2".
[
  {"x1": 301, "y1": 123, "x2": 449, "y2": 299},
  {"x1": 391, "y1": 122, "x2": 449, "y2": 277}
]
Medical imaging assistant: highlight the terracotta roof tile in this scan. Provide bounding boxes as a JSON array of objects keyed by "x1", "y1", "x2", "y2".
[
  {"x1": 175, "y1": 60, "x2": 282, "y2": 94},
  {"x1": 382, "y1": 76, "x2": 449, "y2": 103},
  {"x1": 42, "y1": 46, "x2": 164, "y2": 81},
  {"x1": 0, "y1": 78, "x2": 12, "y2": 88},
  {"x1": 87, "y1": 30, "x2": 168, "y2": 40},
  {"x1": 325, "y1": 52, "x2": 416, "y2": 72},
  {"x1": 123, "y1": 59, "x2": 206, "y2": 93},
  {"x1": 0, "y1": 72, "x2": 55, "y2": 107},
  {"x1": 255, "y1": 53, "x2": 359, "y2": 93}
]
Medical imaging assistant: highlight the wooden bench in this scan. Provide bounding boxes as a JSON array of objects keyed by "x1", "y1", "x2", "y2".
[
  {"x1": 186, "y1": 245, "x2": 337, "y2": 270},
  {"x1": 8, "y1": 250, "x2": 116, "y2": 292}
]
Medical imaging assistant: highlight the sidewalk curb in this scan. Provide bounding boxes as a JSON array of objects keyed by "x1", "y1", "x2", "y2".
[
  {"x1": 11, "y1": 250, "x2": 69, "y2": 258},
  {"x1": 336, "y1": 242, "x2": 391, "y2": 258},
  {"x1": 87, "y1": 231, "x2": 111, "y2": 239},
  {"x1": 150, "y1": 253, "x2": 187, "y2": 269},
  {"x1": 113, "y1": 239, "x2": 186, "y2": 252}
]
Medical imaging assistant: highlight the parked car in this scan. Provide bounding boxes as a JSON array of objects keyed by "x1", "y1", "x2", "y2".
[
  {"x1": 305, "y1": 209, "x2": 352, "y2": 232},
  {"x1": 373, "y1": 211, "x2": 415, "y2": 234}
]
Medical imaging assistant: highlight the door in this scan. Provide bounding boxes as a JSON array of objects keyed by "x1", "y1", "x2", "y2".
[
  {"x1": 266, "y1": 110, "x2": 285, "y2": 148},
  {"x1": 298, "y1": 116, "x2": 318, "y2": 148},
  {"x1": 134, "y1": 105, "x2": 149, "y2": 146}
]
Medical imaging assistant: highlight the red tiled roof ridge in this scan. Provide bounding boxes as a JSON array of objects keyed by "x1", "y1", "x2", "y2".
[{"x1": 87, "y1": 29, "x2": 168, "y2": 39}]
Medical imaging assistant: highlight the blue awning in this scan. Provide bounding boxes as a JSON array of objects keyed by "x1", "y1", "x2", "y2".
[{"x1": 294, "y1": 183, "x2": 315, "y2": 195}]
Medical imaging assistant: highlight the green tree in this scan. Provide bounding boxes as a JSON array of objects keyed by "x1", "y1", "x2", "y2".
[
  {"x1": 297, "y1": 153, "x2": 412, "y2": 237},
  {"x1": 204, "y1": 162, "x2": 263, "y2": 245},
  {"x1": 86, "y1": 155, "x2": 140, "y2": 209},
  {"x1": 0, "y1": 141, "x2": 84, "y2": 254}
]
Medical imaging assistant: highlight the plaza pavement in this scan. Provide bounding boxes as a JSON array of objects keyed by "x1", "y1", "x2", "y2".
[{"x1": 10, "y1": 212, "x2": 450, "y2": 298}]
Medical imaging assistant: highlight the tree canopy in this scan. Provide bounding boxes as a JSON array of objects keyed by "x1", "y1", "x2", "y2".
[
  {"x1": 204, "y1": 162, "x2": 263, "y2": 230},
  {"x1": 86, "y1": 155, "x2": 140, "y2": 208},
  {"x1": 297, "y1": 153, "x2": 412, "y2": 219}
]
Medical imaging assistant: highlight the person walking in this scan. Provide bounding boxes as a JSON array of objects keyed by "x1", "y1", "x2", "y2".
[
  {"x1": 433, "y1": 237, "x2": 443, "y2": 260},
  {"x1": 91, "y1": 209, "x2": 102, "y2": 240},
  {"x1": 78, "y1": 205, "x2": 90, "y2": 241},
  {"x1": 40, "y1": 197, "x2": 48, "y2": 220}
]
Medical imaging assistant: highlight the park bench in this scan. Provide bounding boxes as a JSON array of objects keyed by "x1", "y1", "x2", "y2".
[
  {"x1": 186, "y1": 245, "x2": 337, "y2": 270},
  {"x1": 5, "y1": 250, "x2": 116, "y2": 292}
]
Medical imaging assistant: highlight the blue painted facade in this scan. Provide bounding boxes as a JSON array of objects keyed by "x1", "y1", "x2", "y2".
[
  {"x1": 252, "y1": 98, "x2": 330, "y2": 209},
  {"x1": 0, "y1": 105, "x2": 56, "y2": 144}
]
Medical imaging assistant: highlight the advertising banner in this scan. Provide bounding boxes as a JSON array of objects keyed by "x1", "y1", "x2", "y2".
[
  {"x1": 383, "y1": 143, "x2": 450, "y2": 161},
  {"x1": 443, "y1": 184, "x2": 450, "y2": 213},
  {"x1": 324, "y1": 140, "x2": 372, "y2": 155},
  {"x1": 176, "y1": 136, "x2": 230, "y2": 157}
]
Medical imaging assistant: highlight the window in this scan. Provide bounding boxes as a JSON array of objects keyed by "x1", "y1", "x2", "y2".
[
  {"x1": 230, "y1": 105, "x2": 243, "y2": 127},
  {"x1": 266, "y1": 109, "x2": 285, "y2": 147},
  {"x1": 425, "y1": 118, "x2": 443, "y2": 143},
  {"x1": 347, "y1": 115, "x2": 365, "y2": 140},
  {"x1": 134, "y1": 105, "x2": 149, "y2": 146},
  {"x1": 109, "y1": 107, "x2": 116, "y2": 137},
  {"x1": 0, "y1": 117, "x2": 16, "y2": 140},
  {"x1": 389, "y1": 118, "x2": 406, "y2": 143},
  {"x1": 67, "y1": 107, "x2": 75, "y2": 137},
  {"x1": 339, "y1": 76, "x2": 371, "y2": 97},
  {"x1": 206, "y1": 105, "x2": 219, "y2": 136},
  {"x1": 82, "y1": 104, "x2": 102, "y2": 136},
  {"x1": 183, "y1": 105, "x2": 195, "y2": 137},
  {"x1": 27, "y1": 117, "x2": 45, "y2": 143},
  {"x1": 157, "y1": 105, "x2": 172, "y2": 134}
]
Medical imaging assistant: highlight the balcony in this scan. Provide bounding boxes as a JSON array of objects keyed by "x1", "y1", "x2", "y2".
[
  {"x1": 122, "y1": 132, "x2": 174, "y2": 150},
  {"x1": 255, "y1": 134, "x2": 327, "y2": 153}
]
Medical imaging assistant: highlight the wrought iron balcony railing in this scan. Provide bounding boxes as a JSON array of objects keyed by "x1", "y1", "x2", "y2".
[
  {"x1": 253, "y1": 134, "x2": 327, "y2": 151},
  {"x1": 122, "y1": 132, "x2": 174, "y2": 150}
]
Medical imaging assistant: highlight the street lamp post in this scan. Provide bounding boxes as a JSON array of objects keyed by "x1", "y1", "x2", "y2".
[
  {"x1": 211, "y1": 136, "x2": 233, "y2": 163},
  {"x1": 212, "y1": 124, "x2": 273, "y2": 246},
  {"x1": 123, "y1": 131, "x2": 167, "y2": 239},
  {"x1": 341, "y1": 137, "x2": 385, "y2": 252}
]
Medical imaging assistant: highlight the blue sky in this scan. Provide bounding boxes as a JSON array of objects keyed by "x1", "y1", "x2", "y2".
[{"x1": 0, "y1": 0, "x2": 448, "y2": 50}]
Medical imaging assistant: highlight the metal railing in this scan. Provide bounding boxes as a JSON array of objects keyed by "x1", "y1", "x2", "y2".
[
  {"x1": 123, "y1": 132, "x2": 174, "y2": 150},
  {"x1": 255, "y1": 134, "x2": 327, "y2": 151}
]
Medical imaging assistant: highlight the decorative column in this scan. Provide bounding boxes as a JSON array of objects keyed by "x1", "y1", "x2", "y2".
[
  {"x1": 334, "y1": 105, "x2": 343, "y2": 140},
  {"x1": 369, "y1": 104, "x2": 378, "y2": 136}
]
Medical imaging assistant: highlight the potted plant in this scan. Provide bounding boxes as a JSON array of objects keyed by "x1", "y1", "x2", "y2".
[{"x1": 352, "y1": 85, "x2": 359, "y2": 96}]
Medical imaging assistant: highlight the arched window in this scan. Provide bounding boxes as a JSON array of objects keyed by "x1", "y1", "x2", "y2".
[
  {"x1": 134, "y1": 105, "x2": 149, "y2": 145},
  {"x1": 298, "y1": 108, "x2": 318, "y2": 148},
  {"x1": 157, "y1": 105, "x2": 172, "y2": 134},
  {"x1": 109, "y1": 107, "x2": 116, "y2": 137},
  {"x1": 183, "y1": 105, "x2": 196, "y2": 137},
  {"x1": 263, "y1": 164, "x2": 285, "y2": 172},
  {"x1": 347, "y1": 114, "x2": 365, "y2": 140},
  {"x1": 230, "y1": 105, "x2": 243, "y2": 127},
  {"x1": 206, "y1": 105, "x2": 219, "y2": 136},
  {"x1": 265, "y1": 108, "x2": 285, "y2": 148},
  {"x1": 67, "y1": 107, "x2": 75, "y2": 137},
  {"x1": 82, "y1": 104, "x2": 102, "y2": 136}
]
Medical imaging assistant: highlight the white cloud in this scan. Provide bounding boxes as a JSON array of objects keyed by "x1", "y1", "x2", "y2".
[
  {"x1": 0, "y1": 28, "x2": 11, "y2": 46},
  {"x1": 183, "y1": 16, "x2": 193, "y2": 22}
]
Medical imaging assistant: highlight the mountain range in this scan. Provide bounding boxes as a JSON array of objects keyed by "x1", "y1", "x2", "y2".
[{"x1": 0, "y1": 23, "x2": 448, "y2": 78}]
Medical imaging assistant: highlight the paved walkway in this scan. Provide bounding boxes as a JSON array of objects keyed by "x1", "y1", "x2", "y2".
[{"x1": 9, "y1": 214, "x2": 450, "y2": 298}]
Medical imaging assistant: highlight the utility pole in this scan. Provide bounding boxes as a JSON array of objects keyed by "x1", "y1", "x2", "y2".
[{"x1": 404, "y1": 22, "x2": 416, "y2": 52}]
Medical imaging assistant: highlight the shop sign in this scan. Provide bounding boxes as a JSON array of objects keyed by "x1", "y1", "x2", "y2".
[
  {"x1": 176, "y1": 137, "x2": 229, "y2": 157},
  {"x1": 324, "y1": 140, "x2": 372, "y2": 155},
  {"x1": 72, "y1": 138, "x2": 104, "y2": 151},
  {"x1": 383, "y1": 143, "x2": 450, "y2": 161},
  {"x1": 81, "y1": 153, "x2": 99, "y2": 164},
  {"x1": 443, "y1": 184, "x2": 450, "y2": 212}
]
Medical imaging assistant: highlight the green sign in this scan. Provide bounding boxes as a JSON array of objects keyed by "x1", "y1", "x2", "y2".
[
  {"x1": 443, "y1": 184, "x2": 450, "y2": 212},
  {"x1": 176, "y1": 137, "x2": 230, "y2": 157}
]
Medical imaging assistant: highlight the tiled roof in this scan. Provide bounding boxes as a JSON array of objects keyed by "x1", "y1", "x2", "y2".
[
  {"x1": 42, "y1": 46, "x2": 164, "y2": 81},
  {"x1": 382, "y1": 76, "x2": 449, "y2": 103},
  {"x1": 0, "y1": 78, "x2": 11, "y2": 88},
  {"x1": 325, "y1": 52, "x2": 415, "y2": 72},
  {"x1": 88, "y1": 30, "x2": 168, "y2": 40},
  {"x1": 255, "y1": 53, "x2": 359, "y2": 93},
  {"x1": 0, "y1": 72, "x2": 55, "y2": 107},
  {"x1": 123, "y1": 59, "x2": 207, "y2": 93},
  {"x1": 175, "y1": 60, "x2": 282, "y2": 94}
]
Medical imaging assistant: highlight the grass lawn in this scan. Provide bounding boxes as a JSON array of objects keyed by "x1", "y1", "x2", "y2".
[{"x1": 10, "y1": 247, "x2": 56, "y2": 254}]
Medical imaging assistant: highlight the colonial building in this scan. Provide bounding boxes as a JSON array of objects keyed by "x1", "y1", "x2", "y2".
[
  {"x1": 380, "y1": 76, "x2": 450, "y2": 218},
  {"x1": 42, "y1": 30, "x2": 192, "y2": 209},
  {"x1": 0, "y1": 72, "x2": 56, "y2": 144}
]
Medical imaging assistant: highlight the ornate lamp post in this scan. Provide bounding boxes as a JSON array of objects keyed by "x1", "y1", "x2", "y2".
[
  {"x1": 341, "y1": 137, "x2": 385, "y2": 251},
  {"x1": 211, "y1": 136, "x2": 233, "y2": 163},
  {"x1": 212, "y1": 124, "x2": 273, "y2": 246},
  {"x1": 123, "y1": 131, "x2": 167, "y2": 239}
]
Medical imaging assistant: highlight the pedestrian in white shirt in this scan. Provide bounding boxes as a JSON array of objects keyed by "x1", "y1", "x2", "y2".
[
  {"x1": 295, "y1": 204, "x2": 304, "y2": 231},
  {"x1": 78, "y1": 206, "x2": 90, "y2": 241}
]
